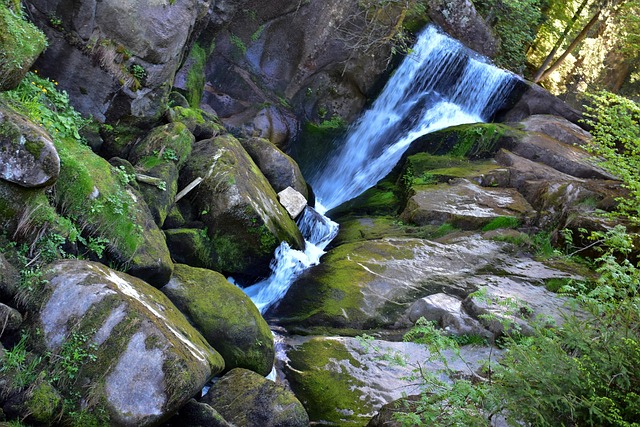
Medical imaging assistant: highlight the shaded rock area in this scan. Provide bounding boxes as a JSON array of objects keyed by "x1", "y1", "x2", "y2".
[
  {"x1": 27, "y1": 260, "x2": 225, "y2": 427},
  {"x1": 202, "y1": 368, "x2": 310, "y2": 427}
]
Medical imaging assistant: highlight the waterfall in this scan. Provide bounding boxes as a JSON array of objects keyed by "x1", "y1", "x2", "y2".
[
  {"x1": 242, "y1": 25, "x2": 516, "y2": 314},
  {"x1": 311, "y1": 25, "x2": 516, "y2": 212}
]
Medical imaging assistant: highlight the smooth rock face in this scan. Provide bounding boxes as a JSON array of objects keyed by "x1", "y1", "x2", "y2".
[
  {"x1": 0, "y1": 108, "x2": 60, "y2": 188},
  {"x1": 35, "y1": 260, "x2": 224, "y2": 427},
  {"x1": 400, "y1": 179, "x2": 535, "y2": 229},
  {"x1": 408, "y1": 293, "x2": 489, "y2": 338},
  {"x1": 278, "y1": 187, "x2": 307, "y2": 219},
  {"x1": 180, "y1": 134, "x2": 304, "y2": 277},
  {"x1": 162, "y1": 264, "x2": 275, "y2": 376},
  {"x1": 203, "y1": 368, "x2": 309, "y2": 427},
  {"x1": 520, "y1": 114, "x2": 593, "y2": 147}
]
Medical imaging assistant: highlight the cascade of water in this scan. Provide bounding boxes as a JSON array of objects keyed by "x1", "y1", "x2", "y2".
[
  {"x1": 311, "y1": 25, "x2": 516, "y2": 212},
  {"x1": 242, "y1": 24, "x2": 517, "y2": 315}
]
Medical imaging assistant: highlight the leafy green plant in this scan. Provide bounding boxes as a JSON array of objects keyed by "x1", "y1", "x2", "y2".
[
  {"x1": 0, "y1": 334, "x2": 43, "y2": 389},
  {"x1": 129, "y1": 63, "x2": 146, "y2": 81}
]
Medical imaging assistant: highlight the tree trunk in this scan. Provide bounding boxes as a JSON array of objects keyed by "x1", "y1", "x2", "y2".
[
  {"x1": 538, "y1": 9, "x2": 602, "y2": 82},
  {"x1": 532, "y1": 0, "x2": 591, "y2": 82}
]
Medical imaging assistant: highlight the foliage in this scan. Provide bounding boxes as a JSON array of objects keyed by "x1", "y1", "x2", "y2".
[
  {"x1": 472, "y1": 0, "x2": 546, "y2": 73},
  {"x1": 582, "y1": 91, "x2": 640, "y2": 222}
]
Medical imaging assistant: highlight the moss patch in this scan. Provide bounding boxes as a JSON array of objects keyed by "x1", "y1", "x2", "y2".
[{"x1": 285, "y1": 338, "x2": 372, "y2": 426}]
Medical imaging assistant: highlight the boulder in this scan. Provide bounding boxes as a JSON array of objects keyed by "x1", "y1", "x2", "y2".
[
  {"x1": 400, "y1": 179, "x2": 535, "y2": 229},
  {"x1": 52, "y1": 138, "x2": 173, "y2": 286},
  {"x1": 0, "y1": 106, "x2": 60, "y2": 188},
  {"x1": 135, "y1": 161, "x2": 179, "y2": 228},
  {"x1": 128, "y1": 122, "x2": 194, "y2": 170},
  {"x1": 283, "y1": 336, "x2": 496, "y2": 426},
  {"x1": 166, "y1": 107, "x2": 223, "y2": 141},
  {"x1": 278, "y1": 187, "x2": 307, "y2": 219},
  {"x1": 202, "y1": 368, "x2": 309, "y2": 427},
  {"x1": 240, "y1": 137, "x2": 308, "y2": 198},
  {"x1": 0, "y1": 253, "x2": 19, "y2": 304},
  {"x1": 0, "y1": 4, "x2": 47, "y2": 91},
  {"x1": 165, "y1": 399, "x2": 233, "y2": 427},
  {"x1": 0, "y1": 303, "x2": 22, "y2": 336},
  {"x1": 495, "y1": 80, "x2": 584, "y2": 127},
  {"x1": 270, "y1": 235, "x2": 581, "y2": 334},
  {"x1": 26, "y1": 0, "x2": 211, "y2": 123},
  {"x1": 161, "y1": 264, "x2": 275, "y2": 376},
  {"x1": 179, "y1": 134, "x2": 304, "y2": 277},
  {"x1": 425, "y1": 0, "x2": 499, "y2": 57},
  {"x1": 30, "y1": 260, "x2": 224, "y2": 427},
  {"x1": 520, "y1": 114, "x2": 593, "y2": 147},
  {"x1": 164, "y1": 228, "x2": 213, "y2": 269}
]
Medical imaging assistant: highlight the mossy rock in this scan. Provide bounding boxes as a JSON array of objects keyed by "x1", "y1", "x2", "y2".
[
  {"x1": 284, "y1": 338, "x2": 372, "y2": 426},
  {"x1": 180, "y1": 134, "x2": 304, "y2": 278},
  {"x1": 164, "y1": 228, "x2": 215, "y2": 270},
  {"x1": 53, "y1": 137, "x2": 173, "y2": 286},
  {"x1": 0, "y1": 252, "x2": 19, "y2": 303},
  {"x1": 202, "y1": 368, "x2": 309, "y2": 427},
  {"x1": 328, "y1": 178, "x2": 402, "y2": 220},
  {"x1": 0, "y1": 105, "x2": 60, "y2": 188},
  {"x1": 24, "y1": 380, "x2": 63, "y2": 424},
  {"x1": 162, "y1": 264, "x2": 274, "y2": 376},
  {"x1": 166, "y1": 106, "x2": 222, "y2": 141},
  {"x1": 136, "y1": 161, "x2": 179, "y2": 228},
  {"x1": 29, "y1": 260, "x2": 225, "y2": 427},
  {"x1": 0, "y1": 4, "x2": 47, "y2": 91},
  {"x1": 129, "y1": 122, "x2": 194, "y2": 170}
]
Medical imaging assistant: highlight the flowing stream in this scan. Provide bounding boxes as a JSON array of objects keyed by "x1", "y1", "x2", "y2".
[{"x1": 243, "y1": 25, "x2": 517, "y2": 314}]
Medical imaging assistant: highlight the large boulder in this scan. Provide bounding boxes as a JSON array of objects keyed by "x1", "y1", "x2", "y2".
[
  {"x1": 53, "y1": 137, "x2": 174, "y2": 286},
  {"x1": 0, "y1": 253, "x2": 19, "y2": 304},
  {"x1": 161, "y1": 264, "x2": 275, "y2": 376},
  {"x1": 202, "y1": 368, "x2": 309, "y2": 427},
  {"x1": 25, "y1": 0, "x2": 211, "y2": 123},
  {"x1": 240, "y1": 136, "x2": 308, "y2": 198},
  {"x1": 0, "y1": 105, "x2": 60, "y2": 188},
  {"x1": 0, "y1": 3, "x2": 47, "y2": 91},
  {"x1": 179, "y1": 134, "x2": 304, "y2": 278},
  {"x1": 28, "y1": 260, "x2": 225, "y2": 427}
]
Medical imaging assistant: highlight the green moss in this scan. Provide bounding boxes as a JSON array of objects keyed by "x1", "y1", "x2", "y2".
[
  {"x1": 185, "y1": 42, "x2": 212, "y2": 108},
  {"x1": 286, "y1": 338, "x2": 371, "y2": 425},
  {"x1": 0, "y1": 4, "x2": 47, "y2": 89},
  {"x1": 482, "y1": 216, "x2": 521, "y2": 232},
  {"x1": 23, "y1": 137, "x2": 45, "y2": 157},
  {"x1": 449, "y1": 123, "x2": 506, "y2": 158},
  {"x1": 26, "y1": 381, "x2": 62, "y2": 423}
]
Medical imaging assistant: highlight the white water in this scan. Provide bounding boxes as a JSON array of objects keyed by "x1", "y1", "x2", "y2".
[{"x1": 243, "y1": 25, "x2": 516, "y2": 314}]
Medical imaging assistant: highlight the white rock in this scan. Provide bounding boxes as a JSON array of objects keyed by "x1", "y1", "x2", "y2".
[{"x1": 278, "y1": 187, "x2": 307, "y2": 219}]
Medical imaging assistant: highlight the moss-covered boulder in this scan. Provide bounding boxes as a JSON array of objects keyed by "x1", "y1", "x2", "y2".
[
  {"x1": 0, "y1": 4, "x2": 47, "y2": 91},
  {"x1": 136, "y1": 161, "x2": 179, "y2": 228},
  {"x1": 202, "y1": 368, "x2": 309, "y2": 427},
  {"x1": 128, "y1": 122, "x2": 194, "y2": 170},
  {"x1": 28, "y1": 260, "x2": 224, "y2": 427},
  {"x1": 165, "y1": 398, "x2": 233, "y2": 427},
  {"x1": 164, "y1": 228, "x2": 213, "y2": 269},
  {"x1": 162, "y1": 264, "x2": 274, "y2": 376},
  {"x1": 0, "y1": 106, "x2": 60, "y2": 188},
  {"x1": 240, "y1": 137, "x2": 308, "y2": 198},
  {"x1": 180, "y1": 134, "x2": 304, "y2": 277},
  {"x1": 53, "y1": 137, "x2": 173, "y2": 286}
]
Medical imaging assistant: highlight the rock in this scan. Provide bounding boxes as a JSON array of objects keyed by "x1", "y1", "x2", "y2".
[
  {"x1": 283, "y1": 336, "x2": 497, "y2": 426},
  {"x1": 520, "y1": 114, "x2": 593, "y2": 148},
  {"x1": 278, "y1": 187, "x2": 307, "y2": 219},
  {"x1": 162, "y1": 264, "x2": 275, "y2": 376},
  {"x1": 164, "y1": 228, "x2": 213, "y2": 269},
  {"x1": 166, "y1": 107, "x2": 223, "y2": 141},
  {"x1": 495, "y1": 80, "x2": 584, "y2": 127},
  {"x1": 30, "y1": 260, "x2": 224, "y2": 427},
  {"x1": 366, "y1": 395, "x2": 421, "y2": 427},
  {"x1": 248, "y1": 105, "x2": 296, "y2": 148},
  {"x1": 22, "y1": 380, "x2": 63, "y2": 425},
  {"x1": 426, "y1": 0, "x2": 499, "y2": 57},
  {"x1": 0, "y1": 106, "x2": 60, "y2": 188},
  {"x1": 271, "y1": 234, "x2": 581, "y2": 334},
  {"x1": 128, "y1": 123, "x2": 194, "y2": 170},
  {"x1": 495, "y1": 149, "x2": 582, "y2": 192},
  {"x1": 240, "y1": 137, "x2": 308, "y2": 198},
  {"x1": 52, "y1": 138, "x2": 173, "y2": 286},
  {"x1": 0, "y1": 253, "x2": 19, "y2": 304},
  {"x1": 407, "y1": 293, "x2": 490, "y2": 339},
  {"x1": 0, "y1": 4, "x2": 47, "y2": 91},
  {"x1": 136, "y1": 161, "x2": 179, "y2": 228},
  {"x1": 500, "y1": 129, "x2": 616, "y2": 180},
  {"x1": 202, "y1": 368, "x2": 309, "y2": 427},
  {"x1": 0, "y1": 303, "x2": 22, "y2": 336},
  {"x1": 400, "y1": 179, "x2": 535, "y2": 229},
  {"x1": 166, "y1": 399, "x2": 233, "y2": 427},
  {"x1": 180, "y1": 134, "x2": 304, "y2": 278},
  {"x1": 27, "y1": 0, "x2": 211, "y2": 123}
]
